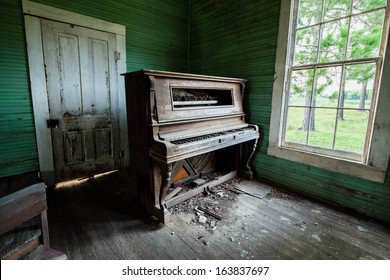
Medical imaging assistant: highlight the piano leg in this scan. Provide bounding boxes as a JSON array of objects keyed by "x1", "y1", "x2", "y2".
[
  {"x1": 239, "y1": 138, "x2": 258, "y2": 180},
  {"x1": 152, "y1": 161, "x2": 172, "y2": 223}
]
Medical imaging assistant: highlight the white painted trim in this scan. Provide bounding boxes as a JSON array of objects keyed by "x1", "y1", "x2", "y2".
[
  {"x1": 23, "y1": 2, "x2": 128, "y2": 184},
  {"x1": 22, "y1": 0, "x2": 125, "y2": 36},
  {"x1": 268, "y1": 0, "x2": 390, "y2": 183},
  {"x1": 368, "y1": 4, "x2": 390, "y2": 170},
  {"x1": 268, "y1": 145, "x2": 386, "y2": 183},
  {"x1": 24, "y1": 15, "x2": 55, "y2": 186},
  {"x1": 268, "y1": 0, "x2": 292, "y2": 150},
  {"x1": 116, "y1": 34, "x2": 129, "y2": 167}
]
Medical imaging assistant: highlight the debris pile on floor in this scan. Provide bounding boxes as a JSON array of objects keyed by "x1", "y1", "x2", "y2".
[{"x1": 171, "y1": 175, "x2": 244, "y2": 231}]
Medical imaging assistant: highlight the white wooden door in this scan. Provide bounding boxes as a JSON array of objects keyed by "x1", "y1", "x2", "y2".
[{"x1": 41, "y1": 19, "x2": 120, "y2": 181}]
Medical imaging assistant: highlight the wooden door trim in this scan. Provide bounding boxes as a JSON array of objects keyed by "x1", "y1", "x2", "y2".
[
  {"x1": 22, "y1": 0, "x2": 125, "y2": 36},
  {"x1": 23, "y1": 1, "x2": 128, "y2": 185}
]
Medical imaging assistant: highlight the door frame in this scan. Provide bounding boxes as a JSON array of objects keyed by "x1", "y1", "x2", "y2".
[{"x1": 23, "y1": 0, "x2": 128, "y2": 186}]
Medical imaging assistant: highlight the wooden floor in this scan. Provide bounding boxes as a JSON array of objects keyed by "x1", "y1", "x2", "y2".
[{"x1": 47, "y1": 170, "x2": 390, "y2": 260}]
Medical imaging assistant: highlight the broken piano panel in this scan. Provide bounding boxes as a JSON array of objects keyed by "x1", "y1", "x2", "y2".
[{"x1": 122, "y1": 70, "x2": 259, "y2": 223}]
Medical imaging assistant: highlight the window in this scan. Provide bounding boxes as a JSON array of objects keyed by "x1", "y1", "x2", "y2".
[{"x1": 268, "y1": 0, "x2": 390, "y2": 182}]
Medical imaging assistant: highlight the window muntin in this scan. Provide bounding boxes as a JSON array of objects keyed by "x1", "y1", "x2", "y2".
[{"x1": 282, "y1": 0, "x2": 387, "y2": 162}]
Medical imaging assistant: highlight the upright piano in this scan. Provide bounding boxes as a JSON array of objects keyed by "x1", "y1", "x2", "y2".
[{"x1": 122, "y1": 70, "x2": 259, "y2": 223}]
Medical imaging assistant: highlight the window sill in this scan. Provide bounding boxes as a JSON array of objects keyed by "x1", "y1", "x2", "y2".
[{"x1": 267, "y1": 144, "x2": 387, "y2": 183}]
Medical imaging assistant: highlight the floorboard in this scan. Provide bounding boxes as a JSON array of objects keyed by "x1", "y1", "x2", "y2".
[{"x1": 46, "y1": 170, "x2": 390, "y2": 260}]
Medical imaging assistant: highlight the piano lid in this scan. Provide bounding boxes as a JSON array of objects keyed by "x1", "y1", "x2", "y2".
[{"x1": 138, "y1": 69, "x2": 247, "y2": 84}]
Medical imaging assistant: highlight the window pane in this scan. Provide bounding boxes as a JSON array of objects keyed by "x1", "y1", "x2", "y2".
[
  {"x1": 352, "y1": 0, "x2": 387, "y2": 14},
  {"x1": 288, "y1": 69, "x2": 314, "y2": 106},
  {"x1": 343, "y1": 63, "x2": 376, "y2": 109},
  {"x1": 294, "y1": 26, "x2": 320, "y2": 65},
  {"x1": 319, "y1": 18, "x2": 348, "y2": 63},
  {"x1": 314, "y1": 66, "x2": 342, "y2": 107},
  {"x1": 285, "y1": 107, "x2": 308, "y2": 144},
  {"x1": 298, "y1": 0, "x2": 323, "y2": 27},
  {"x1": 347, "y1": 10, "x2": 385, "y2": 60},
  {"x1": 308, "y1": 108, "x2": 337, "y2": 149},
  {"x1": 334, "y1": 109, "x2": 369, "y2": 153},
  {"x1": 324, "y1": 0, "x2": 351, "y2": 21}
]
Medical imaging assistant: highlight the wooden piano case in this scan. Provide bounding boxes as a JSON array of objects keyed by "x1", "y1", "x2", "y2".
[{"x1": 122, "y1": 70, "x2": 259, "y2": 223}]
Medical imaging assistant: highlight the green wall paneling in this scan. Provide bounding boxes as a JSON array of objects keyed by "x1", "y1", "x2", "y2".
[{"x1": 0, "y1": 0, "x2": 38, "y2": 177}]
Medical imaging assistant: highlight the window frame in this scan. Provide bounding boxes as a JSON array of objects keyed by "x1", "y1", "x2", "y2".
[{"x1": 268, "y1": 0, "x2": 390, "y2": 183}]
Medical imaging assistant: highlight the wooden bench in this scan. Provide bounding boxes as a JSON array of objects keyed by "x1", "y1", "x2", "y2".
[{"x1": 0, "y1": 182, "x2": 67, "y2": 260}]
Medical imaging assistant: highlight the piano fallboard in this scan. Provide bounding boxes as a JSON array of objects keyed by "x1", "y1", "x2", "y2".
[{"x1": 151, "y1": 125, "x2": 259, "y2": 163}]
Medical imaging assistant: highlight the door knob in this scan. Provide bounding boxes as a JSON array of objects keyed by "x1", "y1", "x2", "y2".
[{"x1": 47, "y1": 119, "x2": 60, "y2": 128}]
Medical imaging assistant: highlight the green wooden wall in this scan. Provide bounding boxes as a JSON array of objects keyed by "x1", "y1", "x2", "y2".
[
  {"x1": 189, "y1": 0, "x2": 390, "y2": 223},
  {"x1": 0, "y1": 0, "x2": 38, "y2": 177},
  {"x1": 0, "y1": 0, "x2": 189, "y2": 178}
]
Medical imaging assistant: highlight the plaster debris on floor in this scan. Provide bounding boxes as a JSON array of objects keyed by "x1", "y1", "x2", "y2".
[
  {"x1": 171, "y1": 176, "x2": 244, "y2": 230},
  {"x1": 171, "y1": 175, "x2": 277, "y2": 232}
]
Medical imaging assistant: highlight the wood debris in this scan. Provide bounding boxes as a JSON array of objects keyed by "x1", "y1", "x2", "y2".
[
  {"x1": 165, "y1": 187, "x2": 182, "y2": 201},
  {"x1": 191, "y1": 178, "x2": 206, "y2": 188},
  {"x1": 197, "y1": 206, "x2": 222, "y2": 220},
  {"x1": 171, "y1": 174, "x2": 245, "y2": 231}
]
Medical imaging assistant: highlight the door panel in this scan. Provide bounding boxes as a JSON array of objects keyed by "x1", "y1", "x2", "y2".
[
  {"x1": 41, "y1": 19, "x2": 119, "y2": 181},
  {"x1": 58, "y1": 34, "x2": 82, "y2": 115},
  {"x1": 94, "y1": 128, "x2": 112, "y2": 159},
  {"x1": 63, "y1": 130, "x2": 85, "y2": 164}
]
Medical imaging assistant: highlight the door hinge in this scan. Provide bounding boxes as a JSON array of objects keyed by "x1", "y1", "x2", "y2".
[{"x1": 114, "y1": 51, "x2": 121, "y2": 61}]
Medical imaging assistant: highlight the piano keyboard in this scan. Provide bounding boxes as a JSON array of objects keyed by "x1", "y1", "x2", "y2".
[{"x1": 171, "y1": 127, "x2": 257, "y2": 149}]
